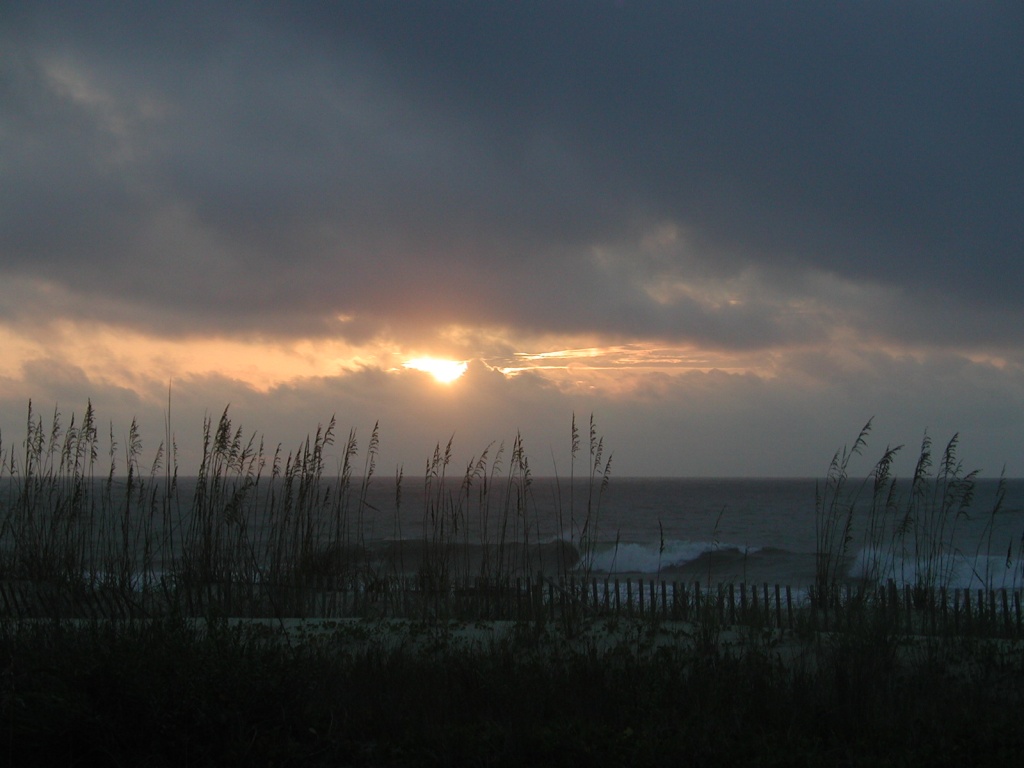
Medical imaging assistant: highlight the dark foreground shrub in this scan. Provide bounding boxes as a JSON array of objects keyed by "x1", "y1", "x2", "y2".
[{"x1": 3, "y1": 618, "x2": 1024, "y2": 766}]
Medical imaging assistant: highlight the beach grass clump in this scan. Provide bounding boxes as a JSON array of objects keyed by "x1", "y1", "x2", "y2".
[
  {"x1": 815, "y1": 420, "x2": 1018, "y2": 614},
  {"x1": 1, "y1": 402, "x2": 613, "y2": 621},
  {"x1": 0, "y1": 400, "x2": 167, "y2": 593}
]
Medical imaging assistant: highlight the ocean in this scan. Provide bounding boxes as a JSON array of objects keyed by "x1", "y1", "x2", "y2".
[
  {"x1": 6, "y1": 475, "x2": 1024, "y2": 593},
  {"x1": 332, "y1": 475, "x2": 1024, "y2": 591}
]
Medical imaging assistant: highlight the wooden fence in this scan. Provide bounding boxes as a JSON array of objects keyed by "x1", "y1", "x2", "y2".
[{"x1": 2, "y1": 576, "x2": 1022, "y2": 638}]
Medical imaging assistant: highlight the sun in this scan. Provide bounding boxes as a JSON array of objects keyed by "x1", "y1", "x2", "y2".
[{"x1": 403, "y1": 357, "x2": 468, "y2": 384}]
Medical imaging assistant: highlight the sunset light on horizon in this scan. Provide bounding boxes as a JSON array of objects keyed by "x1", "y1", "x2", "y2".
[{"x1": 402, "y1": 357, "x2": 469, "y2": 384}]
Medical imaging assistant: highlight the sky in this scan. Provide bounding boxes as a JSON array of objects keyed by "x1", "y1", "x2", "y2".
[{"x1": 1, "y1": 1, "x2": 1023, "y2": 478}]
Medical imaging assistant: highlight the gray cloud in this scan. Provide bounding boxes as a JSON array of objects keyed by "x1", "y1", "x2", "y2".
[{"x1": 2, "y1": 2, "x2": 1023, "y2": 476}]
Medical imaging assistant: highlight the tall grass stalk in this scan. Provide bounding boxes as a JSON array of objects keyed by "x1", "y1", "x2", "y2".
[{"x1": 814, "y1": 419, "x2": 872, "y2": 603}]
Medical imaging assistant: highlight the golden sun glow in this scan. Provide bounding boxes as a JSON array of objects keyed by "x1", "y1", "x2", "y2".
[{"x1": 403, "y1": 357, "x2": 468, "y2": 384}]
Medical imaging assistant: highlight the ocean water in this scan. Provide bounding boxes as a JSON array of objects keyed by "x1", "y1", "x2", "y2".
[
  {"x1": 344, "y1": 476, "x2": 1024, "y2": 590},
  {"x1": 6, "y1": 476, "x2": 1024, "y2": 591},
  {"x1": 574, "y1": 478, "x2": 1024, "y2": 590}
]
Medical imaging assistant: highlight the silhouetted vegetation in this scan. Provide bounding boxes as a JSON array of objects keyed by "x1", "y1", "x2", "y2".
[{"x1": 2, "y1": 404, "x2": 1024, "y2": 765}]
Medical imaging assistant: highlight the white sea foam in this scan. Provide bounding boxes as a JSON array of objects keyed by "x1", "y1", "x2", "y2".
[
  {"x1": 585, "y1": 539, "x2": 761, "y2": 574},
  {"x1": 848, "y1": 546, "x2": 1024, "y2": 590}
]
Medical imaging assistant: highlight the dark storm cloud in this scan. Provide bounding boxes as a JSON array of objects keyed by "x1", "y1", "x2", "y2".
[
  {"x1": 2, "y1": 1, "x2": 1022, "y2": 346},
  {"x1": 305, "y1": 3, "x2": 1024, "y2": 278}
]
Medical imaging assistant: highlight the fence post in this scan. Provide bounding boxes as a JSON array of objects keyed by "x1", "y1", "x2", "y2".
[
  {"x1": 926, "y1": 587, "x2": 934, "y2": 635},
  {"x1": 887, "y1": 580, "x2": 898, "y2": 632},
  {"x1": 524, "y1": 577, "x2": 532, "y2": 623},
  {"x1": 525, "y1": 577, "x2": 534, "y2": 622},
  {"x1": 940, "y1": 587, "x2": 948, "y2": 635},
  {"x1": 904, "y1": 585, "x2": 913, "y2": 634},
  {"x1": 535, "y1": 571, "x2": 545, "y2": 623}
]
